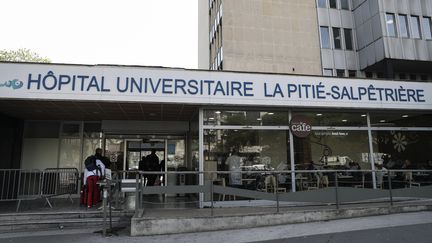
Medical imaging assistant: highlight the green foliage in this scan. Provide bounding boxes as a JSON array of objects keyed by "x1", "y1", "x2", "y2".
[{"x1": 0, "y1": 48, "x2": 50, "y2": 63}]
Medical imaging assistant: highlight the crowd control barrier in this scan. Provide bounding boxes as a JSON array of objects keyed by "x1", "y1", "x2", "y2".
[{"x1": 0, "y1": 168, "x2": 79, "y2": 212}]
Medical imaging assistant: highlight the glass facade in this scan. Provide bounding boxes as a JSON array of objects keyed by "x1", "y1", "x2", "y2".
[{"x1": 202, "y1": 109, "x2": 432, "y2": 194}]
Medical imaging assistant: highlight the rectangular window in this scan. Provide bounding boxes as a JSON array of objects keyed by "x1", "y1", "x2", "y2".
[
  {"x1": 317, "y1": 0, "x2": 326, "y2": 8},
  {"x1": 422, "y1": 17, "x2": 432, "y2": 40},
  {"x1": 323, "y1": 69, "x2": 333, "y2": 76},
  {"x1": 410, "y1": 15, "x2": 421, "y2": 39},
  {"x1": 399, "y1": 73, "x2": 407, "y2": 80},
  {"x1": 398, "y1": 14, "x2": 409, "y2": 38},
  {"x1": 320, "y1": 26, "x2": 331, "y2": 49},
  {"x1": 344, "y1": 29, "x2": 353, "y2": 50},
  {"x1": 333, "y1": 28, "x2": 342, "y2": 49},
  {"x1": 420, "y1": 74, "x2": 428, "y2": 81},
  {"x1": 336, "y1": 69, "x2": 345, "y2": 77},
  {"x1": 329, "y1": 0, "x2": 337, "y2": 8},
  {"x1": 348, "y1": 70, "x2": 356, "y2": 77},
  {"x1": 366, "y1": 72, "x2": 373, "y2": 78},
  {"x1": 386, "y1": 13, "x2": 397, "y2": 37},
  {"x1": 340, "y1": 0, "x2": 349, "y2": 10},
  {"x1": 410, "y1": 74, "x2": 417, "y2": 81}
]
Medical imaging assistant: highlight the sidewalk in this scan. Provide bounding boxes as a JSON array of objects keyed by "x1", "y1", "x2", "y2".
[
  {"x1": 132, "y1": 198, "x2": 432, "y2": 236},
  {"x1": 2, "y1": 211, "x2": 432, "y2": 243}
]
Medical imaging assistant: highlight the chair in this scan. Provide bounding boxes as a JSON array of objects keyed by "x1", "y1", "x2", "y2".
[
  {"x1": 265, "y1": 175, "x2": 286, "y2": 194},
  {"x1": 307, "y1": 174, "x2": 320, "y2": 190},
  {"x1": 404, "y1": 172, "x2": 420, "y2": 188}
]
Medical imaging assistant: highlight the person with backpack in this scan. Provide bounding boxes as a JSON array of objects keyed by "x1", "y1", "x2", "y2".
[{"x1": 83, "y1": 148, "x2": 106, "y2": 208}]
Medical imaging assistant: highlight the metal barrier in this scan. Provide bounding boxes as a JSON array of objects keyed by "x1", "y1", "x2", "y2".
[
  {"x1": 106, "y1": 169, "x2": 432, "y2": 216},
  {"x1": 0, "y1": 168, "x2": 79, "y2": 212}
]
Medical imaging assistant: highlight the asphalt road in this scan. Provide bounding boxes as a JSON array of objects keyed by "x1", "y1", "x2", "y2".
[
  {"x1": 2, "y1": 211, "x2": 432, "y2": 243},
  {"x1": 259, "y1": 223, "x2": 432, "y2": 243}
]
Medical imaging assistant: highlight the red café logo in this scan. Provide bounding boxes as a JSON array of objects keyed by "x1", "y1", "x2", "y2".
[{"x1": 289, "y1": 116, "x2": 312, "y2": 138}]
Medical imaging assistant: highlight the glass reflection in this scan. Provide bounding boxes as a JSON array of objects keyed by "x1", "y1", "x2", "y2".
[{"x1": 204, "y1": 110, "x2": 288, "y2": 126}]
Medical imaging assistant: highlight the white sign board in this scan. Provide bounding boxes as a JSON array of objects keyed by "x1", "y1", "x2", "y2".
[{"x1": 0, "y1": 63, "x2": 431, "y2": 110}]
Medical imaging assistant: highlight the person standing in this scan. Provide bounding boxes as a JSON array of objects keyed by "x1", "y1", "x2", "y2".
[
  {"x1": 226, "y1": 149, "x2": 242, "y2": 187},
  {"x1": 145, "y1": 149, "x2": 160, "y2": 186},
  {"x1": 83, "y1": 148, "x2": 105, "y2": 208}
]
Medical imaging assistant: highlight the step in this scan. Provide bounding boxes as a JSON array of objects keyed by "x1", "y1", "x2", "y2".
[
  {"x1": 0, "y1": 217, "x2": 128, "y2": 233},
  {"x1": 0, "y1": 210, "x2": 133, "y2": 221}
]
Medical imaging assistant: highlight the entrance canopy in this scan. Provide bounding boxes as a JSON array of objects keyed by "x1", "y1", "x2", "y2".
[{"x1": 0, "y1": 100, "x2": 198, "y2": 121}]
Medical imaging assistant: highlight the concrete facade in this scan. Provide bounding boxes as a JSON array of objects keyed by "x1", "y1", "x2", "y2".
[
  {"x1": 200, "y1": 0, "x2": 432, "y2": 81},
  {"x1": 353, "y1": 0, "x2": 432, "y2": 80},
  {"x1": 208, "y1": 0, "x2": 323, "y2": 75}
]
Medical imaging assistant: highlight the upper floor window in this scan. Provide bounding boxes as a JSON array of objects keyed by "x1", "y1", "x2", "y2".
[
  {"x1": 333, "y1": 27, "x2": 342, "y2": 49},
  {"x1": 422, "y1": 17, "x2": 432, "y2": 40},
  {"x1": 323, "y1": 69, "x2": 333, "y2": 76},
  {"x1": 386, "y1": 13, "x2": 397, "y2": 37},
  {"x1": 344, "y1": 28, "x2": 353, "y2": 50},
  {"x1": 320, "y1": 26, "x2": 331, "y2": 49},
  {"x1": 410, "y1": 15, "x2": 421, "y2": 39},
  {"x1": 336, "y1": 69, "x2": 345, "y2": 77},
  {"x1": 317, "y1": 0, "x2": 326, "y2": 8},
  {"x1": 329, "y1": 0, "x2": 337, "y2": 9},
  {"x1": 340, "y1": 0, "x2": 349, "y2": 10},
  {"x1": 398, "y1": 14, "x2": 409, "y2": 38}
]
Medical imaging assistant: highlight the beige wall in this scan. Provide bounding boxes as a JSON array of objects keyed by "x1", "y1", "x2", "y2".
[
  {"x1": 198, "y1": 0, "x2": 209, "y2": 69},
  {"x1": 221, "y1": 0, "x2": 322, "y2": 75}
]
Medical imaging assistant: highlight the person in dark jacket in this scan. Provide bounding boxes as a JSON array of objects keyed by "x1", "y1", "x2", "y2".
[{"x1": 145, "y1": 149, "x2": 159, "y2": 186}]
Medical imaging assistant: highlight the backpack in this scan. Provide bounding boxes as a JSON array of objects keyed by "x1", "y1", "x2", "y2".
[{"x1": 84, "y1": 155, "x2": 98, "y2": 171}]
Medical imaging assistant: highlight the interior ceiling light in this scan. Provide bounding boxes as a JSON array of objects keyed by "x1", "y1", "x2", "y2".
[
  {"x1": 402, "y1": 115, "x2": 409, "y2": 118},
  {"x1": 209, "y1": 117, "x2": 214, "y2": 120},
  {"x1": 268, "y1": 112, "x2": 274, "y2": 115},
  {"x1": 380, "y1": 120, "x2": 386, "y2": 123},
  {"x1": 316, "y1": 113, "x2": 323, "y2": 116},
  {"x1": 215, "y1": 111, "x2": 221, "y2": 114},
  {"x1": 257, "y1": 118, "x2": 262, "y2": 121},
  {"x1": 342, "y1": 119, "x2": 347, "y2": 122},
  {"x1": 361, "y1": 114, "x2": 367, "y2": 117}
]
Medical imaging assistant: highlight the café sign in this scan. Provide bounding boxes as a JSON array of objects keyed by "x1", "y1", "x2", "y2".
[{"x1": 289, "y1": 116, "x2": 312, "y2": 138}]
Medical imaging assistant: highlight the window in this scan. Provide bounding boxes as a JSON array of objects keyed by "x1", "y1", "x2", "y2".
[
  {"x1": 320, "y1": 26, "x2": 330, "y2": 49},
  {"x1": 329, "y1": 0, "x2": 337, "y2": 8},
  {"x1": 399, "y1": 73, "x2": 407, "y2": 80},
  {"x1": 422, "y1": 17, "x2": 432, "y2": 40},
  {"x1": 323, "y1": 69, "x2": 333, "y2": 76},
  {"x1": 333, "y1": 28, "x2": 342, "y2": 49},
  {"x1": 398, "y1": 15, "x2": 409, "y2": 38},
  {"x1": 366, "y1": 72, "x2": 373, "y2": 78},
  {"x1": 340, "y1": 0, "x2": 349, "y2": 10},
  {"x1": 377, "y1": 73, "x2": 384, "y2": 79},
  {"x1": 386, "y1": 13, "x2": 397, "y2": 37},
  {"x1": 410, "y1": 15, "x2": 421, "y2": 39},
  {"x1": 317, "y1": 0, "x2": 326, "y2": 8},
  {"x1": 344, "y1": 29, "x2": 353, "y2": 50},
  {"x1": 409, "y1": 74, "x2": 417, "y2": 81},
  {"x1": 420, "y1": 74, "x2": 428, "y2": 81},
  {"x1": 348, "y1": 70, "x2": 356, "y2": 77},
  {"x1": 336, "y1": 69, "x2": 345, "y2": 77}
]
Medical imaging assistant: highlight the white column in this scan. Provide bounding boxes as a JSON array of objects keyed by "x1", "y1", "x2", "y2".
[
  {"x1": 367, "y1": 113, "x2": 377, "y2": 189},
  {"x1": 289, "y1": 111, "x2": 296, "y2": 192},
  {"x1": 198, "y1": 108, "x2": 204, "y2": 208}
]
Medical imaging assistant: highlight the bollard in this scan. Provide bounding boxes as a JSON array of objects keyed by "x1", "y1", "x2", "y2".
[
  {"x1": 335, "y1": 172, "x2": 339, "y2": 210},
  {"x1": 102, "y1": 187, "x2": 108, "y2": 237}
]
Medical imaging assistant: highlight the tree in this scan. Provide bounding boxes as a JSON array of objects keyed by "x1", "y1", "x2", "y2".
[{"x1": 0, "y1": 48, "x2": 50, "y2": 63}]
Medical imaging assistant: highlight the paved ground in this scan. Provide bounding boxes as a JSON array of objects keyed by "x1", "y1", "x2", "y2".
[{"x1": 1, "y1": 211, "x2": 432, "y2": 243}]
